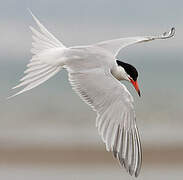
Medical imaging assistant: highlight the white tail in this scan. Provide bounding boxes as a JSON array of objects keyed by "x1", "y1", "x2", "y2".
[{"x1": 8, "y1": 10, "x2": 66, "y2": 99}]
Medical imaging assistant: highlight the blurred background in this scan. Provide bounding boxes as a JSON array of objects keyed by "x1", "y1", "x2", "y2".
[{"x1": 0, "y1": 0, "x2": 183, "y2": 179}]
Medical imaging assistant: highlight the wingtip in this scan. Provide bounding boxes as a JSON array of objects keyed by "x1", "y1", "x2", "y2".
[
  {"x1": 135, "y1": 170, "x2": 141, "y2": 178},
  {"x1": 170, "y1": 27, "x2": 176, "y2": 37},
  {"x1": 162, "y1": 27, "x2": 175, "y2": 39},
  {"x1": 167, "y1": 27, "x2": 175, "y2": 38}
]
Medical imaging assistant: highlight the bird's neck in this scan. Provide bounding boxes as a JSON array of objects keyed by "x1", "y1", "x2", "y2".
[{"x1": 111, "y1": 66, "x2": 129, "y2": 81}]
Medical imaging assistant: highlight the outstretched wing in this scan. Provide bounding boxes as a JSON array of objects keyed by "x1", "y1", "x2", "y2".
[
  {"x1": 67, "y1": 67, "x2": 142, "y2": 177},
  {"x1": 96, "y1": 27, "x2": 175, "y2": 57}
]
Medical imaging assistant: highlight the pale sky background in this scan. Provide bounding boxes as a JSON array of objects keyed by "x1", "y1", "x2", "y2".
[{"x1": 0, "y1": 0, "x2": 182, "y2": 59}]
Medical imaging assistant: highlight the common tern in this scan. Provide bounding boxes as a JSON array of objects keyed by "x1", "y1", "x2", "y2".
[{"x1": 9, "y1": 11, "x2": 175, "y2": 177}]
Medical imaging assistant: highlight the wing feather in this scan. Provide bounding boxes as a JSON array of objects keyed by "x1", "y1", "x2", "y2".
[
  {"x1": 95, "y1": 27, "x2": 175, "y2": 57},
  {"x1": 67, "y1": 67, "x2": 142, "y2": 177}
]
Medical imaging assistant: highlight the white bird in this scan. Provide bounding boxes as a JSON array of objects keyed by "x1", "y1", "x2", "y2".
[{"x1": 9, "y1": 11, "x2": 175, "y2": 177}]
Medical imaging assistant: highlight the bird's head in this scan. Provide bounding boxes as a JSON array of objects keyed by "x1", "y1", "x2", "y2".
[{"x1": 116, "y1": 60, "x2": 141, "y2": 97}]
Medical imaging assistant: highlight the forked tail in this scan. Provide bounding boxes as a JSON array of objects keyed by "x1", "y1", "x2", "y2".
[{"x1": 8, "y1": 10, "x2": 66, "y2": 98}]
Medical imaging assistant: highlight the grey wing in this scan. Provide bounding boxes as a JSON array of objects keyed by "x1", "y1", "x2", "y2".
[
  {"x1": 67, "y1": 67, "x2": 142, "y2": 177},
  {"x1": 95, "y1": 27, "x2": 175, "y2": 57}
]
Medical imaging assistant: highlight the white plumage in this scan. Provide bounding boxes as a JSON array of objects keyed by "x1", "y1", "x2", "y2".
[{"x1": 9, "y1": 11, "x2": 175, "y2": 177}]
